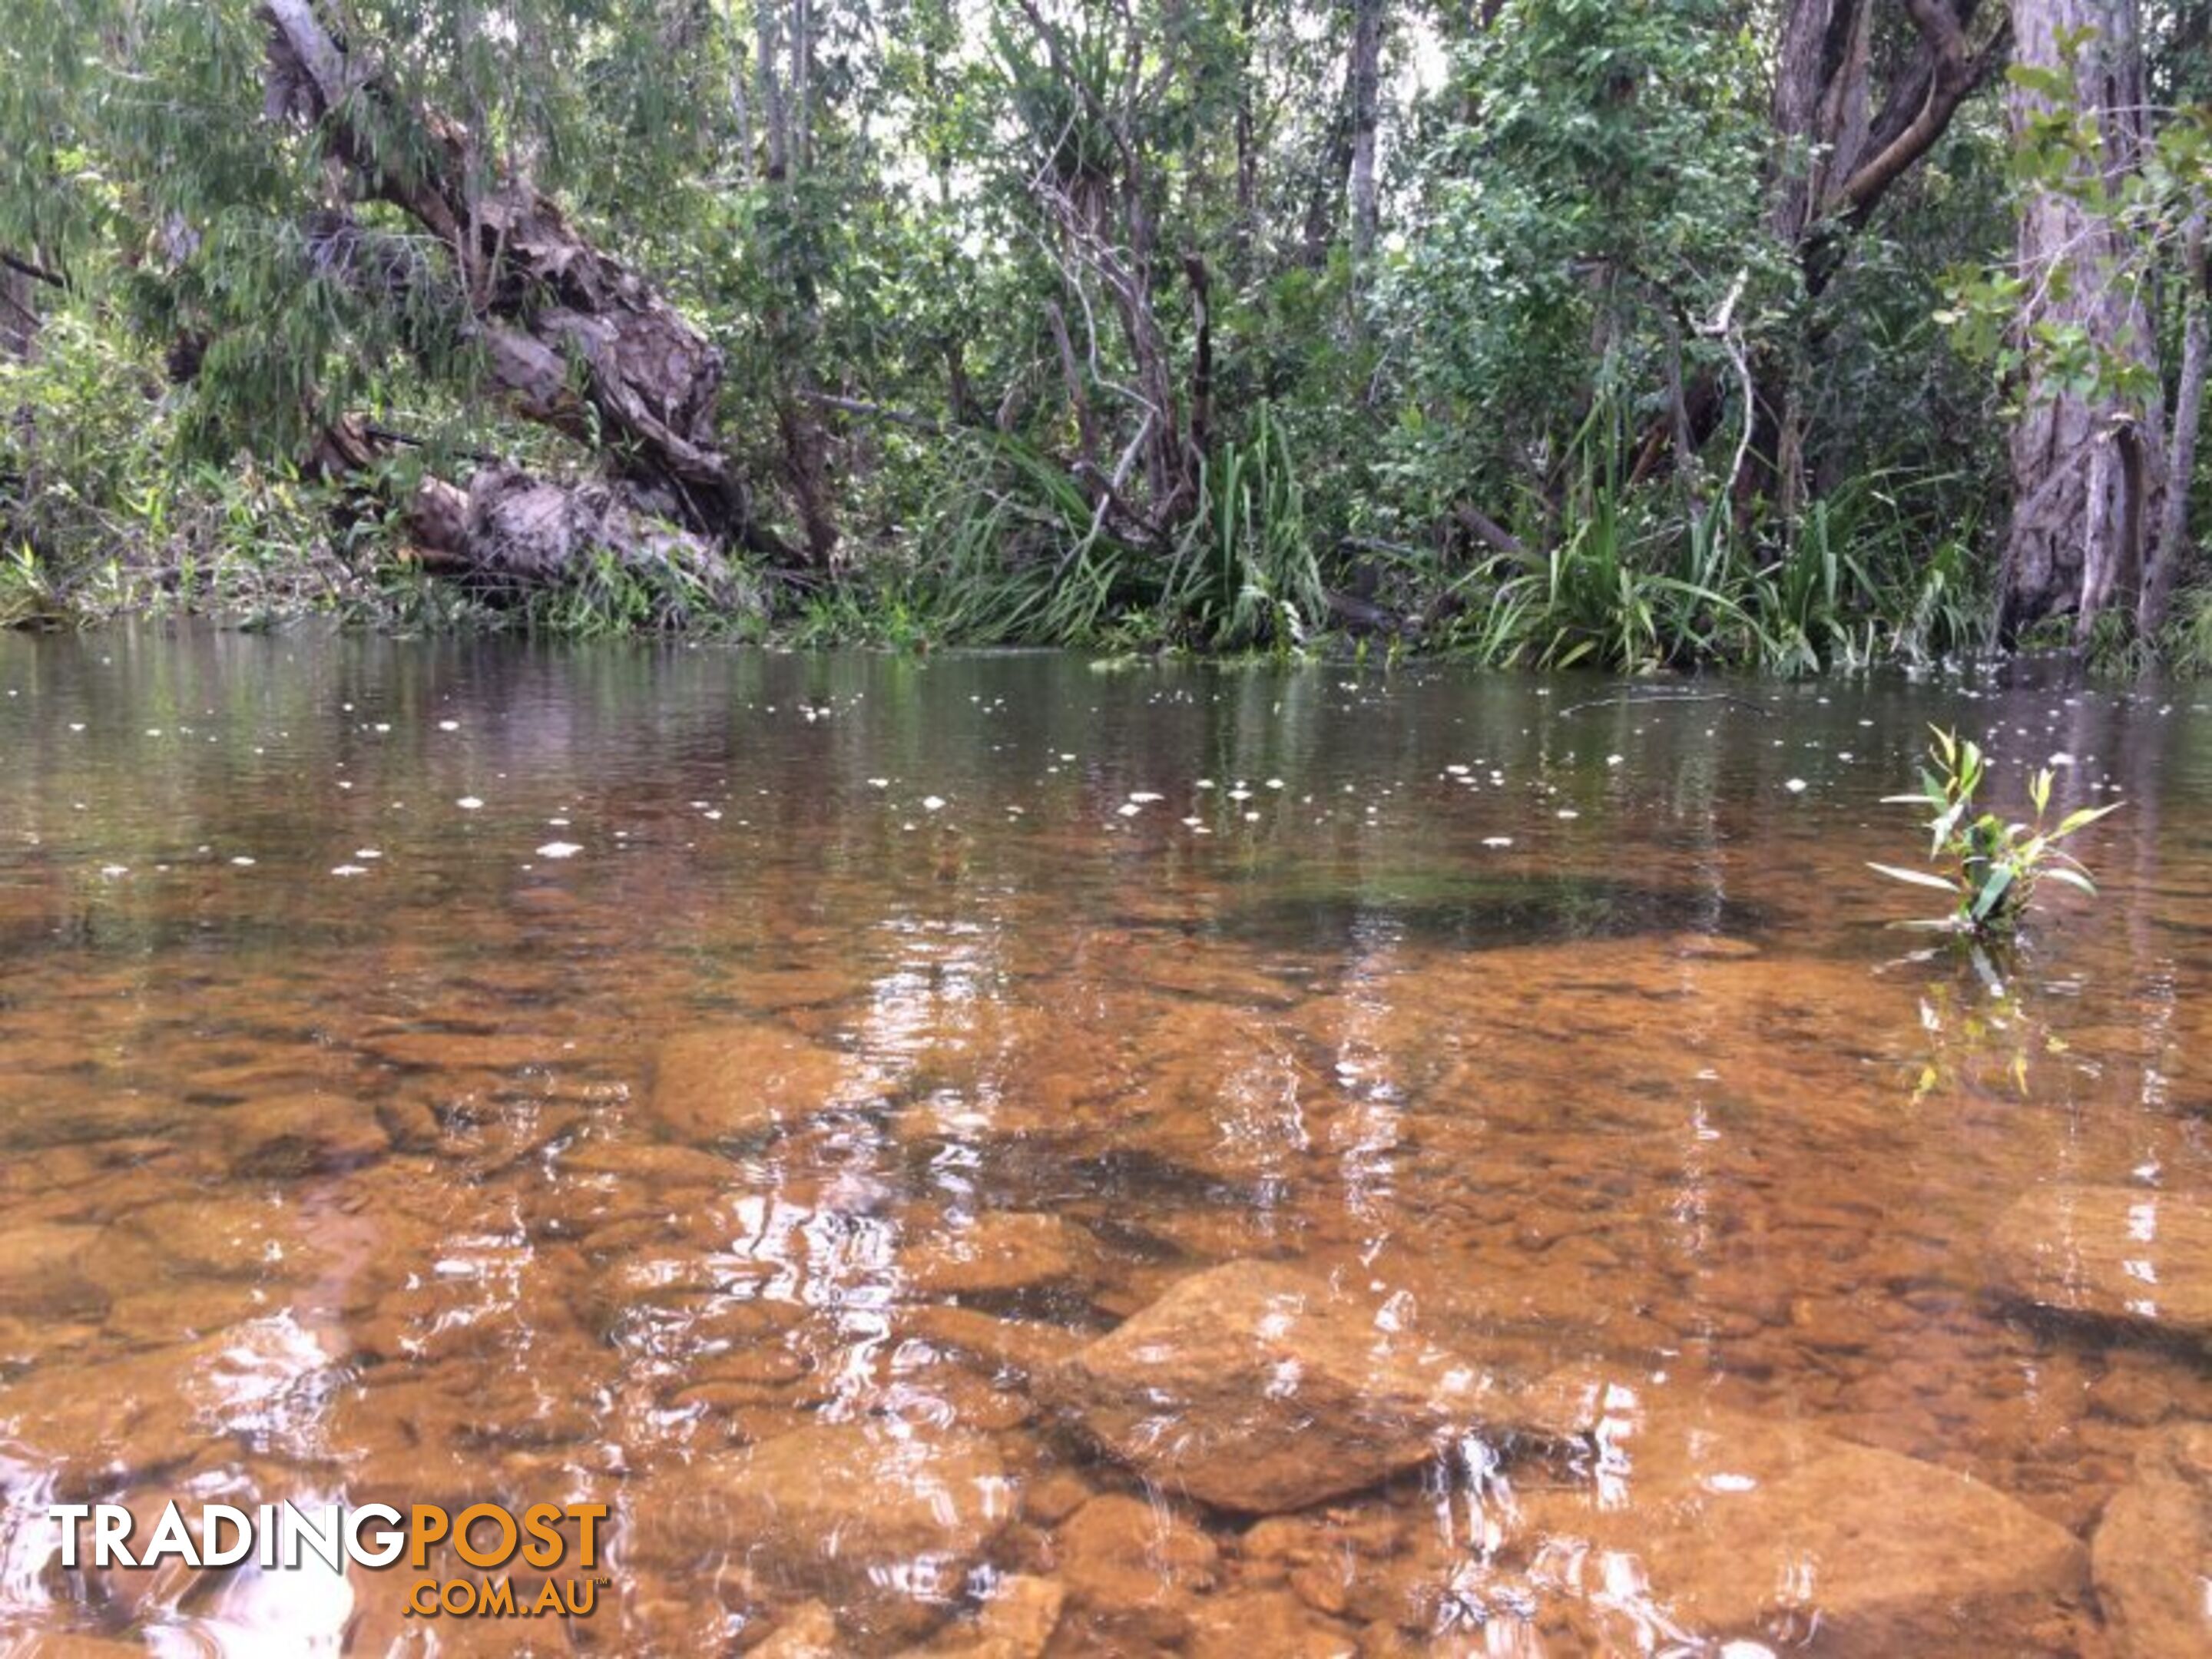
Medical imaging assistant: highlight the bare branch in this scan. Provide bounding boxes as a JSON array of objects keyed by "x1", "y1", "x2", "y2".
[{"x1": 1839, "y1": 2, "x2": 2010, "y2": 220}]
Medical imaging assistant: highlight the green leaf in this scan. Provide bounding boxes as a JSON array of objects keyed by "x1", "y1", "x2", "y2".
[
  {"x1": 1971, "y1": 865, "x2": 2015, "y2": 922},
  {"x1": 2041, "y1": 866, "x2": 2098, "y2": 895},
  {"x1": 2051, "y1": 803, "x2": 2118, "y2": 837},
  {"x1": 1868, "y1": 862, "x2": 1960, "y2": 894}
]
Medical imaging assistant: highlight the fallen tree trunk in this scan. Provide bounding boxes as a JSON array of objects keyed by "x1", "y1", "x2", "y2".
[
  {"x1": 260, "y1": 0, "x2": 787, "y2": 559},
  {"x1": 402, "y1": 467, "x2": 733, "y2": 595},
  {"x1": 306, "y1": 417, "x2": 739, "y2": 613}
]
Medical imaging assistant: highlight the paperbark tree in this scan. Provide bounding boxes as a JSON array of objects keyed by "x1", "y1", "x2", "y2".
[
  {"x1": 1347, "y1": 0, "x2": 1386, "y2": 282},
  {"x1": 1999, "y1": 0, "x2": 2166, "y2": 643},
  {"x1": 2142, "y1": 211, "x2": 2208, "y2": 635}
]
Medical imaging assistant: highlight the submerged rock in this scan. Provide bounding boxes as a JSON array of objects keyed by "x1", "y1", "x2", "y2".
[
  {"x1": 1041, "y1": 1260, "x2": 1565, "y2": 1513},
  {"x1": 904, "y1": 1212, "x2": 1089, "y2": 1299},
  {"x1": 2092, "y1": 1425, "x2": 2212, "y2": 1659},
  {"x1": 1185, "y1": 1588, "x2": 1359, "y2": 1659},
  {"x1": 1051, "y1": 1493, "x2": 1219, "y2": 1645},
  {"x1": 647, "y1": 1024, "x2": 856, "y2": 1144},
  {"x1": 1988, "y1": 1184, "x2": 2212, "y2": 1345},
  {"x1": 902, "y1": 1573, "x2": 1066, "y2": 1659},
  {"x1": 902, "y1": 1304, "x2": 1088, "y2": 1378},
  {"x1": 7, "y1": 1318, "x2": 339, "y2": 1491},
  {"x1": 1521, "y1": 1373, "x2": 2091, "y2": 1654},
  {"x1": 971, "y1": 1574, "x2": 1065, "y2": 1656},
  {"x1": 755, "y1": 1601, "x2": 842, "y2": 1658},
  {"x1": 0, "y1": 1223, "x2": 114, "y2": 1320},
  {"x1": 221, "y1": 1092, "x2": 389, "y2": 1178},
  {"x1": 624, "y1": 1422, "x2": 1011, "y2": 1645},
  {"x1": 359, "y1": 1029, "x2": 563, "y2": 1071}
]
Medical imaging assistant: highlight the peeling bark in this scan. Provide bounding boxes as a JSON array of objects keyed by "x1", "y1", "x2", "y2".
[
  {"x1": 402, "y1": 466, "x2": 730, "y2": 595},
  {"x1": 2001, "y1": 0, "x2": 2166, "y2": 643},
  {"x1": 2140, "y1": 211, "x2": 2207, "y2": 637},
  {"x1": 1347, "y1": 0, "x2": 1386, "y2": 282},
  {"x1": 259, "y1": 0, "x2": 782, "y2": 556},
  {"x1": 1772, "y1": 0, "x2": 2008, "y2": 276},
  {"x1": 308, "y1": 416, "x2": 736, "y2": 611},
  {"x1": 1770, "y1": 0, "x2": 1875, "y2": 250}
]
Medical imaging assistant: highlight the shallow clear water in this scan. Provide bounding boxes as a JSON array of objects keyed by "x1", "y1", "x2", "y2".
[{"x1": 1, "y1": 631, "x2": 2208, "y2": 1654}]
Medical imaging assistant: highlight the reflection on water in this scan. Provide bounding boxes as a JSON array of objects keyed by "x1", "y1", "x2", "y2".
[{"x1": 2, "y1": 631, "x2": 2210, "y2": 1654}]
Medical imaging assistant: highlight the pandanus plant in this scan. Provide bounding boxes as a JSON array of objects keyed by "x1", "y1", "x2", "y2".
[{"x1": 1869, "y1": 727, "x2": 2118, "y2": 937}]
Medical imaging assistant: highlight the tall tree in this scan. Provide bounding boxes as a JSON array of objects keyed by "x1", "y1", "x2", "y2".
[
  {"x1": 2144, "y1": 207, "x2": 2208, "y2": 634},
  {"x1": 2000, "y1": 0, "x2": 2165, "y2": 641},
  {"x1": 1347, "y1": 0, "x2": 1386, "y2": 282},
  {"x1": 1761, "y1": 1, "x2": 2010, "y2": 515}
]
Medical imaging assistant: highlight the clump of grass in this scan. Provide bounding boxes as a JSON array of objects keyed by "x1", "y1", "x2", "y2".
[
  {"x1": 915, "y1": 405, "x2": 1321, "y2": 652},
  {"x1": 2162, "y1": 584, "x2": 2212, "y2": 678}
]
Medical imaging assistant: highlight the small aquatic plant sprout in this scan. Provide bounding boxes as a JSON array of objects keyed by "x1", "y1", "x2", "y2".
[{"x1": 1869, "y1": 727, "x2": 2118, "y2": 938}]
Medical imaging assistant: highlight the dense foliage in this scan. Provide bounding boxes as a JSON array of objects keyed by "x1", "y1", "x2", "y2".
[{"x1": 0, "y1": 0, "x2": 2206, "y2": 669}]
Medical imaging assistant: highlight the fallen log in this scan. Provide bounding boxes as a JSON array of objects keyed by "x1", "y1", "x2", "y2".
[
  {"x1": 306, "y1": 416, "x2": 738, "y2": 616},
  {"x1": 260, "y1": 0, "x2": 789, "y2": 559}
]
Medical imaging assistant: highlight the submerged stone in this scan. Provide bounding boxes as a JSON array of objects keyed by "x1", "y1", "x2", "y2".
[
  {"x1": 1041, "y1": 1260, "x2": 1562, "y2": 1513},
  {"x1": 1988, "y1": 1184, "x2": 2212, "y2": 1345},
  {"x1": 902, "y1": 1305, "x2": 1088, "y2": 1379},
  {"x1": 1185, "y1": 1588, "x2": 1359, "y2": 1659},
  {"x1": 2092, "y1": 1425, "x2": 2212, "y2": 1659},
  {"x1": 904, "y1": 1212, "x2": 1089, "y2": 1298},
  {"x1": 624, "y1": 1422, "x2": 1012, "y2": 1644},
  {"x1": 1052, "y1": 1493, "x2": 1218, "y2": 1645},
  {"x1": 647, "y1": 1024, "x2": 856, "y2": 1144},
  {"x1": 971, "y1": 1574, "x2": 1065, "y2": 1657},
  {"x1": 0, "y1": 1223, "x2": 114, "y2": 1319},
  {"x1": 754, "y1": 1601, "x2": 841, "y2": 1658},
  {"x1": 8, "y1": 1318, "x2": 338, "y2": 1491},
  {"x1": 359, "y1": 1030, "x2": 563, "y2": 1071},
  {"x1": 1522, "y1": 1373, "x2": 2091, "y2": 1654},
  {"x1": 220, "y1": 1092, "x2": 389, "y2": 1178}
]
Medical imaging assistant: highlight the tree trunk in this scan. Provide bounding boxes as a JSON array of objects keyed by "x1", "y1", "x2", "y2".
[
  {"x1": 0, "y1": 266, "x2": 35, "y2": 361},
  {"x1": 260, "y1": 0, "x2": 780, "y2": 555},
  {"x1": 793, "y1": 0, "x2": 814, "y2": 174},
  {"x1": 1347, "y1": 0, "x2": 1386, "y2": 282},
  {"x1": 725, "y1": 7, "x2": 756, "y2": 183},
  {"x1": 1744, "y1": 2, "x2": 2005, "y2": 518},
  {"x1": 2140, "y1": 211, "x2": 2207, "y2": 637},
  {"x1": 307, "y1": 416, "x2": 735, "y2": 604},
  {"x1": 1763, "y1": 0, "x2": 1875, "y2": 518},
  {"x1": 1773, "y1": 2, "x2": 1866, "y2": 233},
  {"x1": 1300, "y1": 6, "x2": 1359, "y2": 265},
  {"x1": 757, "y1": 0, "x2": 790, "y2": 180},
  {"x1": 1233, "y1": 0, "x2": 1258, "y2": 271},
  {"x1": 2002, "y1": 0, "x2": 2166, "y2": 644}
]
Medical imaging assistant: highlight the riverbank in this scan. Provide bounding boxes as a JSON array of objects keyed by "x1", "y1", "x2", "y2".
[
  {"x1": 9, "y1": 455, "x2": 2211, "y2": 678},
  {"x1": 8, "y1": 515, "x2": 2212, "y2": 679}
]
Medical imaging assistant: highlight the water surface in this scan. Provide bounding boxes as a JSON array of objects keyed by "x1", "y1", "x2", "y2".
[{"x1": 2, "y1": 632, "x2": 2208, "y2": 1654}]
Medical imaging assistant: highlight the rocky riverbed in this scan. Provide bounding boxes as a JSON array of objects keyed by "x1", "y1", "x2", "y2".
[{"x1": 5, "y1": 642, "x2": 2212, "y2": 1653}]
